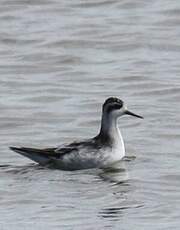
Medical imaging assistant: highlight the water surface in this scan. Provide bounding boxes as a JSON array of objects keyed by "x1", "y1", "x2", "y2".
[{"x1": 0, "y1": 0, "x2": 180, "y2": 229}]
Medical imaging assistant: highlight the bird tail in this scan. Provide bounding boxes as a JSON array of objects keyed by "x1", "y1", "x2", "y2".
[{"x1": 9, "y1": 147, "x2": 51, "y2": 165}]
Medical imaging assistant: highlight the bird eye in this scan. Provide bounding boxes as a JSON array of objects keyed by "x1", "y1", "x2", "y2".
[
  {"x1": 113, "y1": 103, "x2": 122, "y2": 110},
  {"x1": 106, "y1": 102, "x2": 122, "y2": 113}
]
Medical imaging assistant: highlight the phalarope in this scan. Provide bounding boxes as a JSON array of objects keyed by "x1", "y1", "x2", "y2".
[{"x1": 10, "y1": 97, "x2": 143, "y2": 170}]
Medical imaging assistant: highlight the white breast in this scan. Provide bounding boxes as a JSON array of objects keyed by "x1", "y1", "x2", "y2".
[{"x1": 109, "y1": 129, "x2": 125, "y2": 164}]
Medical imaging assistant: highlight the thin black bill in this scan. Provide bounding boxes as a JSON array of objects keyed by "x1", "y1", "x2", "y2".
[{"x1": 125, "y1": 110, "x2": 143, "y2": 119}]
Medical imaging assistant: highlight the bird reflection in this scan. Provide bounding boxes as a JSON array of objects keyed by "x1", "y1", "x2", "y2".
[
  {"x1": 98, "y1": 160, "x2": 129, "y2": 184},
  {"x1": 97, "y1": 156, "x2": 143, "y2": 222},
  {"x1": 99, "y1": 205, "x2": 143, "y2": 220},
  {"x1": 99, "y1": 206, "x2": 130, "y2": 219}
]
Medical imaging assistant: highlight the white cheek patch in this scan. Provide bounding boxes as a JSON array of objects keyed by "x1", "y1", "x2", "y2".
[
  {"x1": 111, "y1": 109, "x2": 124, "y2": 118},
  {"x1": 123, "y1": 106, "x2": 127, "y2": 111}
]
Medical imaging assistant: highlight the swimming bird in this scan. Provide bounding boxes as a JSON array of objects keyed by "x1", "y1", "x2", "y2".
[{"x1": 10, "y1": 97, "x2": 143, "y2": 170}]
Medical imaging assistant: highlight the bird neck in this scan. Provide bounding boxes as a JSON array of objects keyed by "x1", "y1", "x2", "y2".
[{"x1": 96, "y1": 112, "x2": 122, "y2": 146}]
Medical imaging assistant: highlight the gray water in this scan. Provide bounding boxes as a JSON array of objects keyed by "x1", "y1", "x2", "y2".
[{"x1": 0, "y1": 0, "x2": 180, "y2": 229}]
